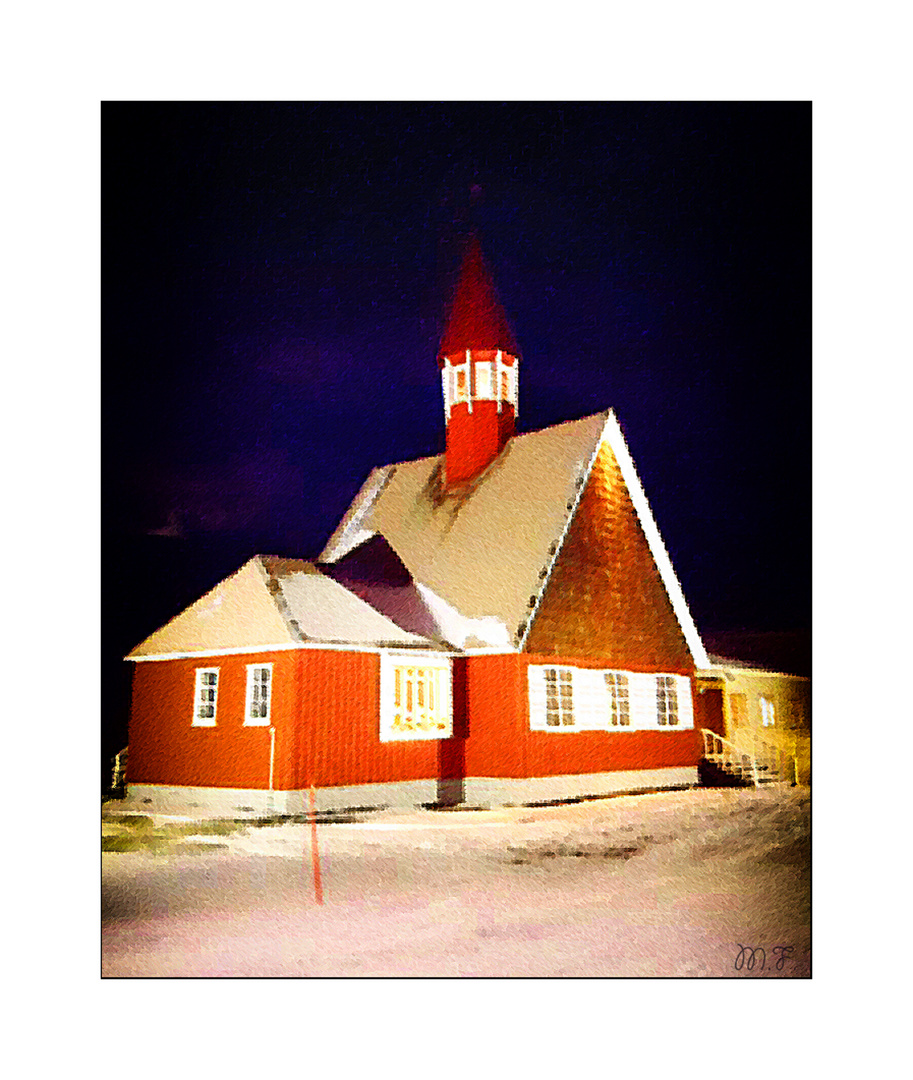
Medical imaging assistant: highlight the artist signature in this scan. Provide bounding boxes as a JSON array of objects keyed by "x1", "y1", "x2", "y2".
[{"x1": 734, "y1": 945, "x2": 794, "y2": 972}]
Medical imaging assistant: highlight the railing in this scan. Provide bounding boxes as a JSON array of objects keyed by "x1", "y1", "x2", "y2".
[
  {"x1": 743, "y1": 730, "x2": 798, "y2": 785},
  {"x1": 700, "y1": 729, "x2": 797, "y2": 786},
  {"x1": 701, "y1": 729, "x2": 758, "y2": 786},
  {"x1": 111, "y1": 747, "x2": 128, "y2": 793}
]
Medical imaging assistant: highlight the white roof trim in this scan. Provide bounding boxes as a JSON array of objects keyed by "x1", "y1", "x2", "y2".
[
  {"x1": 127, "y1": 639, "x2": 445, "y2": 662},
  {"x1": 517, "y1": 415, "x2": 606, "y2": 649},
  {"x1": 318, "y1": 465, "x2": 395, "y2": 564},
  {"x1": 601, "y1": 412, "x2": 710, "y2": 669},
  {"x1": 697, "y1": 665, "x2": 809, "y2": 682}
]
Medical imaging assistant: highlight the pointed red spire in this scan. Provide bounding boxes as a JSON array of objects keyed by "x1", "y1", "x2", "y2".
[
  {"x1": 438, "y1": 235, "x2": 519, "y2": 362},
  {"x1": 437, "y1": 236, "x2": 520, "y2": 488}
]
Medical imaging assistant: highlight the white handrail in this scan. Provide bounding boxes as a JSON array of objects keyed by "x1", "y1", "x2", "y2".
[
  {"x1": 701, "y1": 728, "x2": 758, "y2": 786},
  {"x1": 700, "y1": 728, "x2": 796, "y2": 786}
]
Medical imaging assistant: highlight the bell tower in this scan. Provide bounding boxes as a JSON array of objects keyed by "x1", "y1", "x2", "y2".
[{"x1": 438, "y1": 236, "x2": 520, "y2": 487}]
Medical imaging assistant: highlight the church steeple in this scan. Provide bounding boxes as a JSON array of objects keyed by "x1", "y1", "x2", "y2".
[{"x1": 438, "y1": 236, "x2": 519, "y2": 487}]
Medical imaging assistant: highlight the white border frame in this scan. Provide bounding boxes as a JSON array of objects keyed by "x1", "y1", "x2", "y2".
[
  {"x1": 243, "y1": 661, "x2": 273, "y2": 726},
  {"x1": 379, "y1": 650, "x2": 453, "y2": 742},
  {"x1": 529, "y1": 666, "x2": 694, "y2": 732},
  {"x1": 192, "y1": 666, "x2": 220, "y2": 727}
]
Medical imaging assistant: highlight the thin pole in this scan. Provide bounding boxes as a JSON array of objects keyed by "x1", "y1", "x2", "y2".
[
  {"x1": 307, "y1": 785, "x2": 324, "y2": 905},
  {"x1": 268, "y1": 727, "x2": 275, "y2": 791}
]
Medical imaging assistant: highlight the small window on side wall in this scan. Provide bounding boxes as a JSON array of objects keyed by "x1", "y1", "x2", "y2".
[
  {"x1": 545, "y1": 668, "x2": 575, "y2": 727},
  {"x1": 245, "y1": 663, "x2": 273, "y2": 726},
  {"x1": 760, "y1": 696, "x2": 775, "y2": 727},
  {"x1": 656, "y1": 675, "x2": 679, "y2": 726},
  {"x1": 193, "y1": 668, "x2": 219, "y2": 726},
  {"x1": 605, "y1": 671, "x2": 630, "y2": 726}
]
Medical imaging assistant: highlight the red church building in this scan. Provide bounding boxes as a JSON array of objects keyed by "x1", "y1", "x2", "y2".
[{"x1": 124, "y1": 238, "x2": 722, "y2": 816}]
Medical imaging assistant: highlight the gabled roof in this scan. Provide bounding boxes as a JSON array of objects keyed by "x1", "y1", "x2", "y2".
[
  {"x1": 438, "y1": 235, "x2": 519, "y2": 360},
  {"x1": 126, "y1": 555, "x2": 435, "y2": 660},
  {"x1": 319, "y1": 410, "x2": 709, "y2": 665}
]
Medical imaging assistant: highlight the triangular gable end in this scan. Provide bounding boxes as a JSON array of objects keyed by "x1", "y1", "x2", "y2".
[
  {"x1": 521, "y1": 412, "x2": 709, "y2": 669},
  {"x1": 126, "y1": 556, "x2": 296, "y2": 660}
]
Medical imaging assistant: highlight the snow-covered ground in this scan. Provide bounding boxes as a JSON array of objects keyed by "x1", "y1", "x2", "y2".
[{"x1": 102, "y1": 786, "x2": 810, "y2": 977}]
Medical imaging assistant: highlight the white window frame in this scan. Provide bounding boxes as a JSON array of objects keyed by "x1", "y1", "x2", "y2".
[
  {"x1": 244, "y1": 662, "x2": 273, "y2": 726},
  {"x1": 656, "y1": 675, "x2": 680, "y2": 727},
  {"x1": 380, "y1": 652, "x2": 453, "y2": 742},
  {"x1": 529, "y1": 666, "x2": 694, "y2": 732},
  {"x1": 473, "y1": 360, "x2": 495, "y2": 399},
  {"x1": 759, "y1": 696, "x2": 776, "y2": 727},
  {"x1": 193, "y1": 667, "x2": 219, "y2": 726},
  {"x1": 529, "y1": 665, "x2": 581, "y2": 731},
  {"x1": 544, "y1": 666, "x2": 576, "y2": 728},
  {"x1": 605, "y1": 671, "x2": 631, "y2": 727}
]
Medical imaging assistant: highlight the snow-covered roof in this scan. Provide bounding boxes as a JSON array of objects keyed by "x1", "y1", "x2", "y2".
[
  {"x1": 263, "y1": 557, "x2": 434, "y2": 648},
  {"x1": 320, "y1": 410, "x2": 709, "y2": 664},
  {"x1": 126, "y1": 555, "x2": 435, "y2": 660},
  {"x1": 698, "y1": 656, "x2": 810, "y2": 681}
]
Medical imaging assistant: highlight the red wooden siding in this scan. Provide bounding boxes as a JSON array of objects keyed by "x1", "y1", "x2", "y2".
[
  {"x1": 461, "y1": 653, "x2": 701, "y2": 780},
  {"x1": 297, "y1": 650, "x2": 439, "y2": 789},
  {"x1": 129, "y1": 648, "x2": 700, "y2": 795},
  {"x1": 524, "y1": 440, "x2": 693, "y2": 672},
  {"x1": 128, "y1": 649, "x2": 444, "y2": 793},
  {"x1": 127, "y1": 650, "x2": 300, "y2": 791},
  {"x1": 445, "y1": 398, "x2": 514, "y2": 486}
]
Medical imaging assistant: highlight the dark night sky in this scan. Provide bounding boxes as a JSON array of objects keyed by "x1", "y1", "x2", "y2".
[{"x1": 103, "y1": 101, "x2": 810, "y2": 748}]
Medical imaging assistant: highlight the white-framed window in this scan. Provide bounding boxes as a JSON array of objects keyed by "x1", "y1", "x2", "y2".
[
  {"x1": 454, "y1": 363, "x2": 469, "y2": 403},
  {"x1": 193, "y1": 668, "x2": 219, "y2": 726},
  {"x1": 530, "y1": 667, "x2": 693, "y2": 732},
  {"x1": 656, "y1": 675, "x2": 679, "y2": 726},
  {"x1": 529, "y1": 666, "x2": 584, "y2": 731},
  {"x1": 544, "y1": 667, "x2": 575, "y2": 727},
  {"x1": 760, "y1": 696, "x2": 776, "y2": 727},
  {"x1": 474, "y1": 360, "x2": 494, "y2": 399},
  {"x1": 244, "y1": 663, "x2": 273, "y2": 726},
  {"x1": 380, "y1": 653, "x2": 452, "y2": 742},
  {"x1": 605, "y1": 671, "x2": 631, "y2": 726}
]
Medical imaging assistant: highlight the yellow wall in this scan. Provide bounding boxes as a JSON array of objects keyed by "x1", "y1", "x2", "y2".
[{"x1": 710, "y1": 667, "x2": 811, "y2": 785}]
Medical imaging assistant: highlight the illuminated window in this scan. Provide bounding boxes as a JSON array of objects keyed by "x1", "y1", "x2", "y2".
[
  {"x1": 500, "y1": 370, "x2": 510, "y2": 400},
  {"x1": 605, "y1": 672, "x2": 630, "y2": 725},
  {"x1": 381, "y1": 655, "x2": 452, "y2": 741},
  {"x1": 244, "y1": 663, "x2": 272, "y2": 726},
  {"x1": 474, "y1": 361, "x2": 494, "y2": 398},
  {"x1": 760, "y1": 696, "x2": 775, "y2": 727},
  {"x1": 544, "y1": 667, "x2": 575, "y2": 727},
  {"x1": 656, "y1": 676, "x2": 679, "y2": 725},
  {"x1": 455, "y1": 367, "x2": 468, "y2": 402},
  {"x1": 193, "y1": 668, "x2": 219, "y2": 726}
]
